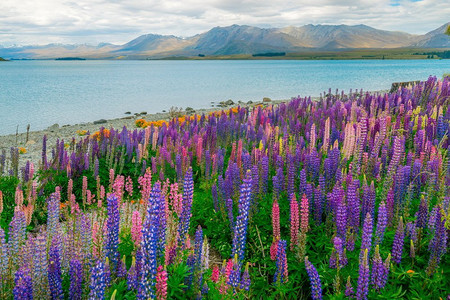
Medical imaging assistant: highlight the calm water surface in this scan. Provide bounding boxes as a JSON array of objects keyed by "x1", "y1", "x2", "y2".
[{"x1": 0, "y1": 59, "x2": 449, "y2": 135}]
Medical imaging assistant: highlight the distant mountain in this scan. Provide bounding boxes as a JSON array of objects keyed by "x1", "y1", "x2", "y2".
[
  {"x1": 0, "y1": 23, "x2": 449, "y2": 59},
  {"x1": 411, "y1": 22, "x2": 450, "y2": 48}
]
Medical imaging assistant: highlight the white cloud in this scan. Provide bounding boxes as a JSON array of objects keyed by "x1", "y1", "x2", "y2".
[{"x1": 0, "y1": 0, "x2": 448, "y2": 45}]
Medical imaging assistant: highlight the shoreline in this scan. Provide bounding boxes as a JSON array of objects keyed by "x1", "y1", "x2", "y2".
[{"x1": 0, "y1": 99, "x2": 288, "y2": 168}]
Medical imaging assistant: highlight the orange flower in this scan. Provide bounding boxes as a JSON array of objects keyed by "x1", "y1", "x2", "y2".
[
  {"x1": 18, "y1": 147, "x2": 27, "y2": 154},
  {"x1": 406, "y1": 270, "x2": 415, "y2": 277},
  {"x1": 139, "y1": 199, "x2": 145, "y2": 204},
  {"x1": 135, "y1": 119, "x2": 148, "y2": 128}
]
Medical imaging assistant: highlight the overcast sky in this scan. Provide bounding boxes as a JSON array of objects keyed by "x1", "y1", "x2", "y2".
[{"x1": 0, "y1": 0, "x2": 449, "y2": 46}]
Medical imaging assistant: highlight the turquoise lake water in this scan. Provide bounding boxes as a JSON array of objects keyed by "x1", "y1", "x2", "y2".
[{"x1": 0, "y1": 59, "x2": 449, "y2": 135}]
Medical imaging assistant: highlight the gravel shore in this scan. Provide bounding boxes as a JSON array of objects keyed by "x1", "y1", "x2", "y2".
[{"x1": 0, "y1": 100, "x2": 286, "y2": 169}]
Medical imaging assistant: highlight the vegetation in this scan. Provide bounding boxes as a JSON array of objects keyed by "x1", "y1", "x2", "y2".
[{"x1": 0, "y1": 76, "x2": 449, "y2": 299}]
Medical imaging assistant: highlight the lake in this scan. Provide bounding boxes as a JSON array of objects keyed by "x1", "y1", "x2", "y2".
[{"x1": 0, "y1": 59, "x2": 449, "y2": 135}]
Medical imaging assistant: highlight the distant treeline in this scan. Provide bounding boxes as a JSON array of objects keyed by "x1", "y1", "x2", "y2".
[
  {"x1": 252, "y1": 52, "x2": 286, "y2": 57},
  {"x1": 414, "y1": 50, "x2": 450, "y2": 59},
  {"x1": 55, "y1": 57, "x2": 86, "y2": 60}
]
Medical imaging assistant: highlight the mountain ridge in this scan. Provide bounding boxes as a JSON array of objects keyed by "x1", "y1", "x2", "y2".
[{"x1": 1, "y1": 23, "x2": 449, "y2": 59}]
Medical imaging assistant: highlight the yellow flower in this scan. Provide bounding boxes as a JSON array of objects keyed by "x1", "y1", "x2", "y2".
[
  {"x1": 76, "y1": 129, "x2": 88, "y2": 136},
  {"x1": 18, "y1": 147, "x2": 27, "y2": 154}
]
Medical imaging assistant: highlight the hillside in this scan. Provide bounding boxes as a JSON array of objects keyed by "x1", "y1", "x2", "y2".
[{"x1": 0, "y1": 23, "x2": 449, "y2": 59}]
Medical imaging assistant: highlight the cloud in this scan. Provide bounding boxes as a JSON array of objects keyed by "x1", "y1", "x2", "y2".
[{"x1": 0, "y1": 0, "x2": 448, "y2": 45}]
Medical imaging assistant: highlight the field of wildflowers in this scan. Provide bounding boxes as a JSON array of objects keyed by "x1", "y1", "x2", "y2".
[{"x1": 0, "y1": 76, "x2": 449, "y2": 299}]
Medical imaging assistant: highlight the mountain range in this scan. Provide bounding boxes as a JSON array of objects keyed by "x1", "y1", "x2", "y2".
[{"x1": 1, "y1": 22, "x2": 449, "y2": 59}]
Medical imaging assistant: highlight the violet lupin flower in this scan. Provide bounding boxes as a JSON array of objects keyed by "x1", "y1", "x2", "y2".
[
  {"x1": 305, "y1": 256, "x2": 323, "y2": 300},
  {"x1": 14, "y1": 267, "x2": 33, "y2": 300},
  {"x1": 48, "y1": 237, "x2": 63, "y2": 300},
  {"x1": 105, "y1": 193, "x2": 120, "y2": 271},
  {"x1": 138, "y1": 185, "x2": 161, "y2": 299},
  {"x1": 226, "y1": 198, "x2": 234, "y2": 232},
  {"x1": 360, "y1": 213, "x2": 373, "y2": 259},
  {"x1": 274, "y1": 239, "x2": 288, "y2": 284},
  {"x1": 231, "y1": 170, "x2": 252, "y2": 263},
  {"x1": 69, "y1": 259, "x2": 83, "y2": 300},
  {"x1": 356, "y1": 249, "x2": 370, "y2": 300},
  {"x1": 178, "y1": 167, "x2": 194, "y2": 248},
  {"x1": 194, "y1": 226, "x2": 203, "y2": 268},
  {"x1": 391, "y1": 217, "x2": 405, "y2": 264},
  {"x1": 8, "y1": 209, "x2": 26, "y2": 266},
  {"x1": 374, "y1": 201, "x2": 388, "y2": 246},
  {"x1": 47, "y1": 191, "x2": 61, "y2": 240},
  {"x1": 89, "y1": 260, "x2": 109, "y2": 300},
  {"x1": 127, "y1": 256, "x2": 138, "y2": 290}
]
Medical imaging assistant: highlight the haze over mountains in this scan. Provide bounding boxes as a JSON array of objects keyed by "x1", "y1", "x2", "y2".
[{"x1": 1, "y1": 22, "x2": 449, "y2": 59}]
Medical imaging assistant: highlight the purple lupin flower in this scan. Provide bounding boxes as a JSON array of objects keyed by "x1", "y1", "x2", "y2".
[
  {"x1": 274, "y1": 239, "x2": 288, "y2": 284},
  {"x1": 69, "y1": 259, "x2": 83, "y2": 300},
  {"x1": 0, "y1": 228, "x2": 8, "y2": 277},
  {"x1": 361, "y1": 182, "x2": 375, "y2": 221},
  {"x1": 305, "y1": 257, "x2": 323, "y2": 300},
  {"x1": 360, "y1": 213, "x2": 373, "y2": 259},
  {"x1": 127, "y1": 257, "x2": 138, "y2": 290},
  {"x1": 336, "y1": 199, "x2": 347, "y2": 239},
  {"x1": 178, "y1": 167, "x2": 194, "y2": 247},
  {"x1": 194, "y1": 226, "x2": 203, "y2": 268},
  {"x1": 226, "y1": 198, "x2": 234, "y2": 232},
  {"x1": 391, "y1": 217, "x2": 405, "y2": 264},
  {"x1": 370, "y1": 245, "x2": 389, "y2": 292},
  {"x1": 138, "y1": 184, "x2": 161, "y2": 299},
  {"x1": 105, "y1": 193, "x2": 120, "y2": 271},
  {"x1": 346, "y1": 179, "x2": 360, "y2": 230},
  {"x1": 330, "y1": 236, "x2": 347, "y2": 269},
  {"x1": 48, "y1": 237, "x2": 63, "y2": 300},
  {"x1": 8, "y1": 209, "x2": 26, "y2": 266},
  {"x1": 47, "y1": 191, "x2": 61, "y2": 240},
  {"x1": 89, "y1": 260, "x2": 109, "y2": 300},
  {"x1": 345, "y1": 276, "x2": 354, "y2": 298},
  {"x1": 374, "y1": 201, "x2": 388, "y2": 246},
  {"x1": 240, "y1": 262, "x2": 251, "y2": 291},
  {"x1": 231, "y1": 170, "x2": 252, "y2": 263},
  {"x1": 427, "y1": 208, "x2": 448, "y2": 274},
  {"x1": 14, "y1": 267, "x2": 33, "y2": 300},
  {"x1": 356, "y1": 249, "x2": 370, "y2": 300}
]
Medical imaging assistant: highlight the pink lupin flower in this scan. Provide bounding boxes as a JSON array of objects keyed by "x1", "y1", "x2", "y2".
[
  {"x1": 211, "y1": 265, "x2": 220, "y2": 283},
  {"x1": 290, "y1": 194, "x2": 300, "y2": 251},
  {"x1": 98, "y1": 185, "x2": 105, "y2": 208},
  {"x1": 109, "y1": 169, "x2": 115, "y2": 192},
  {"x1": 270, "y1": 238, "x2": 278, "y2": 261},
  {"x1": 237, "y1": 139, "x2": 243, "y2": 173},
  {"x1": 156, "y1": 265, "x2": 168, "y2": 300},
  {"x1": 92, "y1": 221, "x2": 100, "y2": 258},
  {"x1": 300, "y1": 194, "x2": 309, "y2": 233},
  {"x1": 125, "y1": 176, "x2": 133, "y2": 197},
  {"x1": 197, "y1": 137, "x2": 203, "y2": 161},
  {"x1": 138, "y1": 168, "x2": 152, "y2": 202},
  {"x1": 131, "y1": 210, "x2": 142, "y2": 247},
  {"x1": 67, "y1": 178, "x2": 73, "y2": 202},
  {"x1": 272, "y1": 201, "x2": 280, "y2": 240},
  {"x1": 82, "y1": 176, "x2": 88, "y2": 204},
  {"x1": 0, "y1": 191, "x2": 3, "y2": 214},
  {"x1": 86, "y1": 190, "x2": 93, "y2": 205},
  {"x1": 15, "y1": 186, "x2": 24, "y2": 207},
  {"x1": 112, "y1": 175, "x2": 125, "y2": 202}
]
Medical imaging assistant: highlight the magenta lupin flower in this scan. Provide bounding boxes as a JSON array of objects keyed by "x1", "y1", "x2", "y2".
[
  {"x1": 289, "y1": 194, "x2": 299, "y2": 250},
  {"x1": 272, "y1": 200, "x2": 280, "y2": 240},
  {"x1": 156, "y1": 265, "x2": 168, "y2": 300}
]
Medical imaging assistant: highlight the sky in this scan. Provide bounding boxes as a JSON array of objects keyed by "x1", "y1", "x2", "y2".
[{"x1": 0, "y1": 0, "x2": 449, "y2": 46}]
